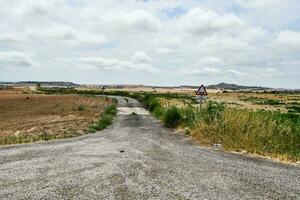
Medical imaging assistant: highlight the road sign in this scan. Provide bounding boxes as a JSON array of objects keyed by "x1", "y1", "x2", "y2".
[
  {"x1": 195, "y1": 84, "x2": 208, "y2": 96},
  {"x1": 195, "y1": 84, "x2": 208, "y2": 109}
]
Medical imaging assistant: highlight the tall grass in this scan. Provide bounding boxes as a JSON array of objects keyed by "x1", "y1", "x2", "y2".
[
  {"x1": 163, "y1": 107, "x2": 181, "y2": 128},
  {"x1": 140, "y1": 94, "x2": 300, "y2": 161},
  {"x1": 191, "y1": 109, "x2": 300, "y2": 160}
]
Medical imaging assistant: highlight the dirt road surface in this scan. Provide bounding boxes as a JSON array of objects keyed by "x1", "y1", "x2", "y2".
[{"x1": 0, "y1": 97, "x2": 299, "y2": 199}]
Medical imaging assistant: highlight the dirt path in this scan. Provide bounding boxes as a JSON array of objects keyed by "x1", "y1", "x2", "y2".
[{"x1": 0, "y1": 97, "x2": 299, "y2": 199}]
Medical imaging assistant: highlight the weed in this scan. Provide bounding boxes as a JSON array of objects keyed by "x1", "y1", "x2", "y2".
[
  {"x1": 163, "y1": 106, "x2": 181, "y2": 128},
  {"x1": 90, "y1": 105, "x2": 117, "y2": 132}
]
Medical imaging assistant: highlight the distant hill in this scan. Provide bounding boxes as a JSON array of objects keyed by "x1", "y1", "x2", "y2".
[
  {"x1": 206, "y1": 82, "x2": 270, "y2": 90},
  {"x1": 0, "y1": 81, "x2": 79, "y2": 87},
  {"x1": 180, "y1": 83, "x2": 270, "y2": 90}
]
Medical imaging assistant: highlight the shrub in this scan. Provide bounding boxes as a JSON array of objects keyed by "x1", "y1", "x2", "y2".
[
  {"x1": 163, "y1": 106, "x2": 182, "y2": 128},
  {"x1": 153, "y1": 106, "x2": 164, "y2": 118},
  {"x1": 104, "y1": 105, "x2": 117, "y2": 116},
  {"x1": 149, "y1": 99, "x2": 160, "y2": 112},
  {"x1": 202, "y1": 101, "x2": 225, "y2": 124},
  {"x1": 180, "y1": 106, "x2": 197, "y2": 127}
]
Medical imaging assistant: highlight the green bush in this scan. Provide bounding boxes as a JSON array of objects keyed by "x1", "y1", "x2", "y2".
[
  {"x1": 163, "y1": 106, "x2": 182, "y2": 128},
  {"x1": 180, "y1": 106, "x2": 197, "y2": 127},
  {"x1": 149, "y1": 99, "x2": 160, "y2": 112},
  {"x1": 153, "y1": 106, "x2": 164, "y2": 118},
  {"x1": 203, "y1": 101, "x2": 225, "y2": 123},
  {"x1": 104, "y1": 105, "x2": 117, "y2": 116}
]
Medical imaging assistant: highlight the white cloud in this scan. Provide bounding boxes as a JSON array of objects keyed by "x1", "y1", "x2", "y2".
[
  {"x1": 112, "y1": 9, "x2": 162, "y2": 32},
  {"x1": 0, "y1": 51, "x2": 36, "y2": 68},
  {"x1": 179, "y1": 67, "x2": 220, "y2": 75},
  {"x1": 24, "y1": 24, "x2": 75, "y2": 40},
  {"x1": 132, "y1": 51, "x2": 152, "y2": 63},
  {"x1": 179, "y1": 8, "x2": 244, "y2": 36},
  {"x1": 158, "y1": 37, "x2": 183, "y2": 48},
  {"x1": 0, "y1": 33, "x2": 23, "y2": 43},
  {"x1": 198, "y1": 36, "x2": 250, "y2": 52},
  {"x1": 235, "y1": 0, "x2": 300, "y2": 29},
  {"x1": 198, "y1": 57, "x2": 224, "y2": 66},
  {"x1": 0, "y1": 0, "x2": 300, "y2": 88},
  {"x1": 156, "y1": 48, "x2": 173, "y2": 55},
  {"x1": 80, "y1": 54, "x2": 158, "y2": 73},
  {"x1": 227, "y1": 69, "x2": 247, "y2": 76},
  {"x1": 276, "y1": 30, "x2": 300, "y2": 49}
]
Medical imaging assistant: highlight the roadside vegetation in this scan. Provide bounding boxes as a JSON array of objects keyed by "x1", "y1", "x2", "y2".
[
  {"x1": 37, "y1": 88, "x2": 300, "y2": 161},
  {"x1": 89, "y1": 104, "x2": 117, "y2": 132},
  {"x1": 142, "y1": 94, "x2": 300, "y2": 161}
]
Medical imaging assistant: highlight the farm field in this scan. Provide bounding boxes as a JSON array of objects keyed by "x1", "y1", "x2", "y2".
[
  {"x1": 90, "y1": 86, "x2": 300, "y2": 113},
  {"x1": 148, "y1": 89, "x2": 300, "y2": 114},
  {"x1": 0, "y1": 89, "x2": 112, "y2": 145}
]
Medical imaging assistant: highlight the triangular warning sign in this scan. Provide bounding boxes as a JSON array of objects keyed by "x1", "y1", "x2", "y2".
[{"x1": 195, "y1": 84, "x2": 208, "y2": 95}]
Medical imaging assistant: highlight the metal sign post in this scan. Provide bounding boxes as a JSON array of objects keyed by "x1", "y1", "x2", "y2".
[{"x1": 195, "y1": 84, "x2": 208, "y2": 109}]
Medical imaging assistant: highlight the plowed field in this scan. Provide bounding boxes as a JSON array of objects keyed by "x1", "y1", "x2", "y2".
[{"x1": 0, "y1": 90, "x2": 111, "y2": 140}]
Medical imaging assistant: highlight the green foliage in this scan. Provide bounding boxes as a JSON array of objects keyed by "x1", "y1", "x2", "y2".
[
  {"x1": 153, "y1": 106, "x2": 164, "y2": 118},
  {"x1": 148, "y1": 99, "x2": 160, "y2": 112},
  {"x1": 241, "y1": 97, "x2": 284, "y2": 105},
  {"x1": 258, "y1": 99, "x2": 283, "y2": 105},
  {"x1": 90, "y1": 105, "x2": 117, "y2": 132},
  {"x1": 137, "y1": 92, "x2": 300, "y2": 161},
  {"x1": 202, "y1": 101, "x2": 225, "y2": 123},
  {"x1": 103, "y1": 105, "x2": 117, "y2": 116},
  {"x1": 286, "y1": 105, "x2": 300, "y2": 113},
  {"x1": 163, "y1": 106, "x2": 182, "y2": 128}
]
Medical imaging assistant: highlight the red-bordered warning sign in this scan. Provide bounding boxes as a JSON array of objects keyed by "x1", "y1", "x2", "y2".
[{"x1": 195, "y1": 84, "x2": 208, "y2": 96}]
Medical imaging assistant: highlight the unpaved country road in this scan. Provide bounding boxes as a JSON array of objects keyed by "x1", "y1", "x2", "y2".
[{"x1": 0, "y1": 97, "x2": 300, "y2": 200}]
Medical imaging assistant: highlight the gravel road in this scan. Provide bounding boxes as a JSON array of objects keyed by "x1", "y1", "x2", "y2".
[{"x1": 0, "y1": 97, "x2": 299, "y2": 200}]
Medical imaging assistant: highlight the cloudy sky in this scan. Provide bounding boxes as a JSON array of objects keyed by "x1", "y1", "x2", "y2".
[{"x1": 1, "y1": 0, "x2": 300, "y2": 88}]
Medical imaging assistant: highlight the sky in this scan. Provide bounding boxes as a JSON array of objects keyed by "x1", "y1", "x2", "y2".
[{"x1": 1, "y1": 0, "x2": 300, "y2": 88}]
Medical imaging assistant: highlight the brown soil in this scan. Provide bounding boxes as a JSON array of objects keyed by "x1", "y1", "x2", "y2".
[{"x1": 0, "y1": 90, "x2": 111, "y2": 138}]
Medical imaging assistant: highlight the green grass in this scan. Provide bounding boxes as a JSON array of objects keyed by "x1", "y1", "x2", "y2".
[
  {"x1": 89, "y1": 104, "x2": 117, "y2": 132},
  {"x1": 258, "y1": 99, "x2": 284, "y2": 105},
  {"x1": 163, "y1": 107, "x2": 181, "y2": 128},
  {"x1": 286, "y1": 105, "x2": 300, "y2": 113},
  {"x1": 241, "y1": 97, "x2": 284, "y2": 105}
]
